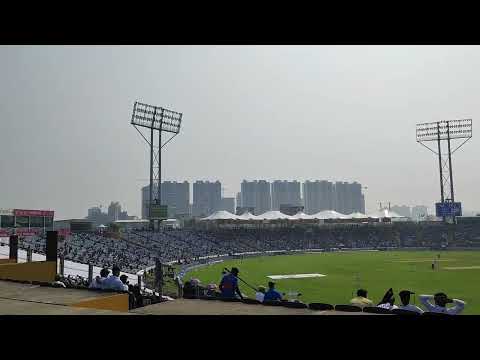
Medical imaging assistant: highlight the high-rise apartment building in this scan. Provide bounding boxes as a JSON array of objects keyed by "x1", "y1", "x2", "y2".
[
  {"x1": 141, "y1": 181, "x2": 190, "y2": 219},
  {"x1": 332, "y1": 181, "x2": 365, "y2": 214},
  {"x1": 334, "y1": 182, "x2": 348, "y2": 214},
  {"x1": 161, "y1": 181, "x2": 190, "y2": 217},
  {"x1": 240, "y1": 180, "x2": 271, "y2": 215},
  {"x1": 192, "y1": 181, "x2": 221, "y2": 217},
  {"x1": 349, "y1": 182, "x2": 364, "y2": 214},
  {"x1": 86, "y1": 206, "x2": 110, "y2": 227},
  {"x1": 302, "y1": 180, "x2": 335, "y2": 214},
  {"x1": 271, "y1": 180, "x2": 301, "y2": 210},
  {"x1": 88, "y1": 207, "x2": 102, "y2": 219},
  {"x1": 108, "y1": 202, "x2": 121, "y2": 222},
  {"x1": 219, "y1": 197, "x2": 235, "y2": 213},
  {"x1": 236, "y1": 192, "x2": 242, "y2": 208}
]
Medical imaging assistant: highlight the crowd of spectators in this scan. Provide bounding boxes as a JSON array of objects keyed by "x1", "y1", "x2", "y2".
[{"x1": 13, "y1": 222, "x2": 480, "y2": 277}]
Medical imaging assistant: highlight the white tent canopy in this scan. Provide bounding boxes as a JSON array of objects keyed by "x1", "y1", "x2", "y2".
[
  {"x1": 199, "y1": 209, "x2": 392, "y2": 222},
  {"x1": 256, "y1": 210, "x2": 295, "y2": 220},
  {"x1": 348, "y1": 212, "x2": 369, "y2": 219},
  {"x1": 200, "y1": 210, "x2": 240, "y2": 221},
  {"x1": 291, "y1": 212, "x2": 316, "y2": 220},
  {"x1": 237, "y1": 212, "x2": 262, "y2": 221},
  {"x1": 312, "y1": 210, "x2": 348, "y2": 219}
]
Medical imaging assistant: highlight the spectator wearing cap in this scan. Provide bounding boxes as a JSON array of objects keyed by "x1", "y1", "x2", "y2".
[
  {"x1": 219, "y1": 267, "x2": 243, "y2": 300},
  {"x1": 255, "y1": 286, "x2": 266, "y2": 302},
  {"x1": 263, "y1": 282, "x2": 283, "y2": 302},
  {"x1": 419, "y1": 292, "x2": 466, "y2": 315},
  {"x1": 350, "y1": 289, "x2": 373, "y2": 309},
  {"x1": 102, "y1": 265, "x2": 126, "y2": 291},
  {"x1": 89, "y1": 268, "x2": 110, "y2": 289},
  {"x1": 397, "y1": 290, "x2": 423, "y2": 314}
]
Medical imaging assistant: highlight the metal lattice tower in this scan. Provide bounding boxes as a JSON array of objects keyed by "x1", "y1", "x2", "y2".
[
  {"x1": 416, "y1": 119, "x2": 472, "y2": 222},
  {"x1": 131, "y1": 101, "x2": 183, "y2": 229}
]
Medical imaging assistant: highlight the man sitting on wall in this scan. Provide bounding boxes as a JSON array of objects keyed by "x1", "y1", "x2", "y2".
[
  {"x1": 350, "y1": 289, "x2": 373, "y2": 309},
  {"x1": 219, "y1": 267, "x2": 244, "y2": 300},
  {"x1": 397, "y1": 290, "x2": 423, "y2": 314},
  {"x1": 263, "y1": 282, "x2": 283, "y2": 302},
  {"x1": 419, "y1": 292, "x2": 466, "y2": 315},
  {"x1": 102, "y1": 265, "x2": 127, "y2": 291},
  {"x1": 89, "y1": 268, "x2": 110, "y2": 290}
]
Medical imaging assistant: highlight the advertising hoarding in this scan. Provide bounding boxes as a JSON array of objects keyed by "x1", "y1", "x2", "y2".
[{"x1": 435, "y1": 202, "x2": 462, "y2": 217}]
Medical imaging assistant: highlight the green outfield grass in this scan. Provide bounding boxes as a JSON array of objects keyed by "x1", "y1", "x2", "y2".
[{"x1": 187, "y1": 250, "x2": 480, "y2": 314}]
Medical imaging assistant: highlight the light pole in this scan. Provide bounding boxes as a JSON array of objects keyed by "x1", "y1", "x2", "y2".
[
  {"x1": 416, "y1": 119, "x2": 472, "y2": 223},
  {"x1": 131, "y1": 101, "x2": 183, "y2": 231}
]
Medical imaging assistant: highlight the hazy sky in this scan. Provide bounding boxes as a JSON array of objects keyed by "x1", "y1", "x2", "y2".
[{"x1": 0, "y1": 45, "x2": 479, "y2": 219}]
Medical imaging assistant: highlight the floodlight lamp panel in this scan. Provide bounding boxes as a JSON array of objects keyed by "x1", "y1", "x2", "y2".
[
  {"x1": 416, "y1": 119, "x2": 472, "y2": 141},
  {"x1": 130, "y1": 101, "x2": 183, "y2": 134}
]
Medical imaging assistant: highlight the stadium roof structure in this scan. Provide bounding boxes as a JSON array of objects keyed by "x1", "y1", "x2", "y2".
[
  {"x1": 256, "y1": 210, "x2": 295, "y2": 220},
  {"x1": 348, "y1": 212, "x2": 369, "y2": 219},
  {"x1": 237, "y1": 212, "x2": 262, "y2": 221},
  {"x1": 200, "y1": 211, "x2": 240, "y2": 221},
  {"x1": 312, "y1": 210, "x2": 348, "y2": 219},
  {"x1": 291, "y1": 212, "x2": 316, "y2": 220}
]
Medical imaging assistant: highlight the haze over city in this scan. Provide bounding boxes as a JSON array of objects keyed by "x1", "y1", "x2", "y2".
[{"x1": 0, "y1": 45, "x2": 478, "y2": 219}]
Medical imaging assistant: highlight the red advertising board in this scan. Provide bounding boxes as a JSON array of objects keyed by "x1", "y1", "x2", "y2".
[
  {"x1": 15, "y1": 228, "x2": 41, "y2": 236},
  {"x1": 14, "y1": 209, "x2": 54, "y2": 217},
  {"x1": 0, "y1": 229, "x2": 10, "y2": 237}
]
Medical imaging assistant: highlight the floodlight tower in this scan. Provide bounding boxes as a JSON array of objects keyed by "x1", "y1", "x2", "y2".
[
  {"x1": 131, "y1": 101, "x2": 183, "y2": 230},
  {"x1": 416, "y1": 119, "x2": 472, "y2": 223}
]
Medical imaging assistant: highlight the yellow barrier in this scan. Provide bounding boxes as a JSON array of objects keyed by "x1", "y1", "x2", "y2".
[
  {"x1": 70, "y1": 293, "x2": 129, "y2": 312},
  {"x1": 0, "y1": 261, "x2": 57, "y2": 282}
]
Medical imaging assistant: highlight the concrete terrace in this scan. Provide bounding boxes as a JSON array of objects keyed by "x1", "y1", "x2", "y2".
[
  {"x1": 0, "y1": 280, "x2": 380, "y2": 315},
  {"x1": 0, "y1": 280, "x2": 129, "y2": 315}
]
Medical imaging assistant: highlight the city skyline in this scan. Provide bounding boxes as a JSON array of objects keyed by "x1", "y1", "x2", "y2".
[
  {"x1": 138, "y1": 178, "x2": 368, "y2": 218},
  {"x1": 1, "y1": 46, "x2": 479, "y2": 219}
]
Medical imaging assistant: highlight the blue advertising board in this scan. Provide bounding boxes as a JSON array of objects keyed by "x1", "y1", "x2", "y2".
[{"x1": 435, "y1": 202, "x2": 462, "y2": 217}]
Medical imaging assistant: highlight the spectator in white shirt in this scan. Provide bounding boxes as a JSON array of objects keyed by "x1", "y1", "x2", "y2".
[
  {"x1": 397, "y1": 290, "x2": 423, "y2": 314},
  {"x1": 102, "y1": 265, "x2": 126, "y2": 291},
  {"x1": 377, "y1": 288, "x2": 398, "y2": 310},
  {"x1": 255, "y1": 285, "x2": 266, "y2": 302},
  {"x1": 419, "y1": 292, "x2": 466, "y2": 315},
  {"x1": 377, "y1": 297, "x2": 398, "y2": 310},
  {"x1": 89, "y1": 268, "x2": 110, "y2": 289}
]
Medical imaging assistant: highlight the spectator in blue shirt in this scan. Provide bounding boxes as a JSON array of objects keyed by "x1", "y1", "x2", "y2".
[
  {"x1": 102, "y1": 265, "x2": 126, "y2": 291},
  {"x1": 219, "y1": 267, "x2": 243, "y2": 299},
  {"x1": 263, "y1": 281, "x2": 283, "y2": 302}
]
